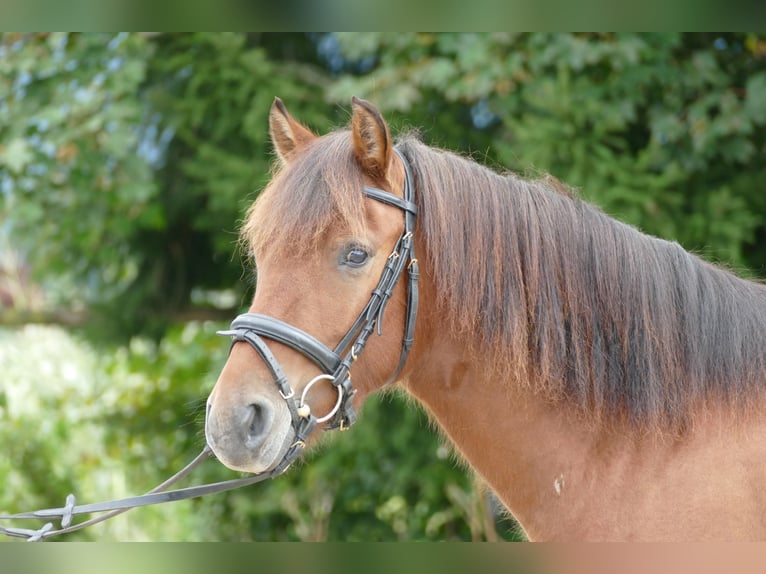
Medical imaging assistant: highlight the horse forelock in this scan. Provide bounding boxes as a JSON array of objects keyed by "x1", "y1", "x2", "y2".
[
  {"x1": 242, "y1": 130, "x2": 368, "y2": 260},
  {"x1": 398, "y1": 136, "x2": 766, "y2": 433}
]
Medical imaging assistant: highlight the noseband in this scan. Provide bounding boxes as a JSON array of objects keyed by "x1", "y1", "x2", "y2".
[{"x1": 215, "y1": 148, "x2": 419, "y2": 474}]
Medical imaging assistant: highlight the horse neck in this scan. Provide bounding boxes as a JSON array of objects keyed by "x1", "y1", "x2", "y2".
[
  {"x1": 401, "y1": 261, "x2": 590, "y2": 538},
  {"x1": 402, "y1": 333, "x2": 593, "y2": 539},
  {"x1": 403, "y1": 328, "x2": 766, "y2": 541}
]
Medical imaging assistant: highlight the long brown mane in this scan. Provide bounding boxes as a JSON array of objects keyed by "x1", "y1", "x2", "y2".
[
  {"x1": 398, "y1": 137, "x2": 766, "y2": 430},
  {"x1": 243, "y1": 131, "x2": 766, "y2": 432}
]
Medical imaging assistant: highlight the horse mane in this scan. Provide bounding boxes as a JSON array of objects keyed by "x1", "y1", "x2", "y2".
[
  {"x1": 396, "y1": 137, "x2": 766, "y2": 431},
  {"x1": 244, "y1": 129, "x2": 766, "y2": 432}
]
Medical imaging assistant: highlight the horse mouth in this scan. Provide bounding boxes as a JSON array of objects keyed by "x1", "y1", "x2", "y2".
[{"x1": 208, "y1": 427, "x2": 294, "y2": 474}]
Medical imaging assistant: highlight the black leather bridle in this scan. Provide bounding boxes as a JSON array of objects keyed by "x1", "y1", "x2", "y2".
[
  {"x1": 214, "y1": 148, "x2": 419, "y2": 473},
  {"x1": 0, "y1": 148, "x2": 419, "y2": 541}
]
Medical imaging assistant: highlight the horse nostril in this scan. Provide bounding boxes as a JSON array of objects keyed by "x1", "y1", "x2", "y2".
[
  {"x1": 243, "y1": 401, "x2": 273, "y2": 447},
  {"x1": 248, "y1": 403, "x2": 264, "y2": 436}
]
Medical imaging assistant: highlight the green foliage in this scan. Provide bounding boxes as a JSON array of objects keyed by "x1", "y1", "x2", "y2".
[
  {"x1": 1, "y1": 33, "x2": 155, "y2": 311},
  {"x1": 2, "y1": 33, "x2": 766, "y2": 541},
  {"x1": 1, "y1": 33, "x2": 334, "y2": 337}
]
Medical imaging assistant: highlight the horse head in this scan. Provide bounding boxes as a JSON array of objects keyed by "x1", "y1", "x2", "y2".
[{"x1": 205, "y1": 97, "x2": 418, "y2": 473}]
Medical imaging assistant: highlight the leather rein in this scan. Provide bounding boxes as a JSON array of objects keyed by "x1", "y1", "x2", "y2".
[{"x1": 0, "y1": 149, "x2": 419, "y2": 541}]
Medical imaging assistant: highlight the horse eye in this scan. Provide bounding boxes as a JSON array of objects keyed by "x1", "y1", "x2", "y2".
[{"x1": 345, "y1": 247, "x2": 369, "y2": 267}]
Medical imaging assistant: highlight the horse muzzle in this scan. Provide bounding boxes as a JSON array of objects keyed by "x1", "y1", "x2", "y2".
[{"x1": 204, "y1": 379, "x2": 295, "y2": 473}]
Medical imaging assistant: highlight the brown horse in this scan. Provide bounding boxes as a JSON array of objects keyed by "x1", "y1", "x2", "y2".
[{"x1": 205, "y1": 97, "x2": 766, "y2": 541}]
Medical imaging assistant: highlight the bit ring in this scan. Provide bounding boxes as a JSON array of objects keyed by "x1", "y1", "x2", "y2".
[{"x1": 298, "y1": 374, "x2": 344, "y2": 423}]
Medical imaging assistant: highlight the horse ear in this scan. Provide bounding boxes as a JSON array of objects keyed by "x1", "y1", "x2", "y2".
[
  {"x1": 351, "y1": 96, "x2": 392, "y2": 179},
  {"x1": 269, "y1": 97, "x2": 317, "y2": 164}
]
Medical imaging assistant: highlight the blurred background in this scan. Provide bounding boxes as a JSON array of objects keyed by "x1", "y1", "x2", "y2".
[{"x1": 1, "y1": 32, "x2": 765, "y2": 541}]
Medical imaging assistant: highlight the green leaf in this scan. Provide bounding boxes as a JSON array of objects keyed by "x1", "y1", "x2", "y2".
[
  {"x1": 745, "y1": 72, "x2": 766, "y2": 124},
  {"x1": 1, "y1": 138, "x2": 33, "y2": 173}
]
